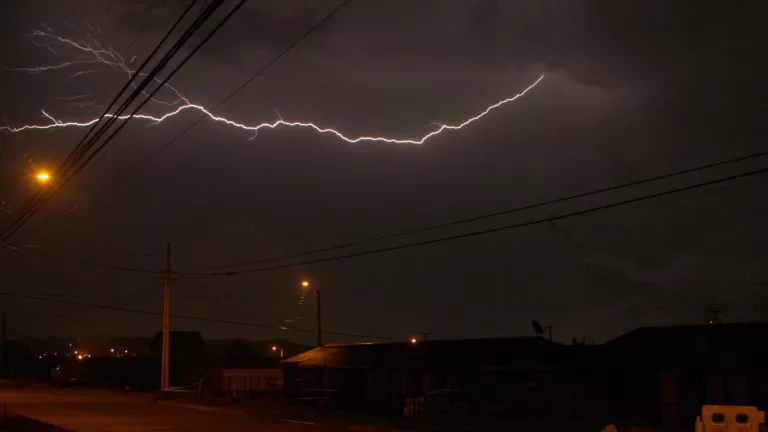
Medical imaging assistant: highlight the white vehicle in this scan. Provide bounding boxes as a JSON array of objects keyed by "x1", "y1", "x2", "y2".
[{"x1": 696, "y1": 405, "x2": 765, "y2": 432}]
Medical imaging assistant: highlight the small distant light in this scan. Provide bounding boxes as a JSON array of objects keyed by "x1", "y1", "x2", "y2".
[
  {"x1": 110, "y1": 348, "x2": 115, "y2": 353},
  {"x1": 74, "y1": 350, "x2": 78, "y2": 354},
  {"x1": 77, "y1": 355, "x2": 83, "y2": 360},
  {"x1": 38, "y1": 356, "x2": 42, "y2": 359},
  {"x1": 410, "y1": 338, "x2": 417, "y2": 344},
  {"x1": 301, "y1": 280, "x2": 310, "y2": 288},
  {"x1": 124, "y1": 350, "x2": 128, "y2": 353},
  {"x1": 272, "y1": 346, "x2": 277, "y2": 351}
]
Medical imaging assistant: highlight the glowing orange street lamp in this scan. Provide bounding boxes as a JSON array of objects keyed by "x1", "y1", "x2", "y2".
[{"x1": 35, "y1": 171, "x2": 51, "y2": 183}]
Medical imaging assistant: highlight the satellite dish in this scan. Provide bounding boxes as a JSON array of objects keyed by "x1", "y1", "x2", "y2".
[{"x1": 532, "y1": 320, "x2": 544, "y2": 336}]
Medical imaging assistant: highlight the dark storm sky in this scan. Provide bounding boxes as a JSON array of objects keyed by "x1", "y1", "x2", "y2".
[{"x1": 1, "y1": 0, "x2": 766, "y2": 345}]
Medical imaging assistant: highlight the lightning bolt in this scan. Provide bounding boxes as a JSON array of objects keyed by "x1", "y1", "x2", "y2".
[
  {"x1": 55, "y1": 93, "x2": 96, "y2": 101},
  {"x1": 7, "y1": 29, "x2": 189, "y2": 106},
  {"x1": 2, "y1": 28, "x2": 545, "y2": 145}
]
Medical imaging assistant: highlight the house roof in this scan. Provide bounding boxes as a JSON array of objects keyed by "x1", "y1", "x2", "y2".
[
  {"x1": 604, "y1": 322, "x2": 768, "y2": 364},
  {"x1": 284, "y1": 322, "x2": 768, "y2": 370},
  {"x1": 282, "y1": 337, "x2": 573, "y2": 369}
]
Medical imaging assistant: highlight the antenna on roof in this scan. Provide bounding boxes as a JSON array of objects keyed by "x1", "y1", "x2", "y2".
[
  {"x1": 532, "y1": 320, "x2": 544, "y2": 337},
  {"x1": 532, "y1": 320, "x2": 552, "y2": 341}
]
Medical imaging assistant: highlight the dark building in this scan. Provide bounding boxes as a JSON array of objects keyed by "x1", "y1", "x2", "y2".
[
  {"x1": 282, "y1": 323, "x2": 768, "y2": 430},
  {"x1": 283, "y1": 337, "x2": 596, "y2": 417},
  {"x1": 601, "y1": 322, "x2": 768, "y2": 430}
]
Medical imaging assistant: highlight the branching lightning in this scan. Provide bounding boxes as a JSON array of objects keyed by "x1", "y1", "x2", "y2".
[{"x1": 2, "y1": 28, "x2": 545, "y2": 145}]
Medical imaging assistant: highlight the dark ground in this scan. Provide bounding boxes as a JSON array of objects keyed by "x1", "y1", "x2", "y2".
[{"x1": 0, "y1": 384, "x2": 335, "y2": 432}]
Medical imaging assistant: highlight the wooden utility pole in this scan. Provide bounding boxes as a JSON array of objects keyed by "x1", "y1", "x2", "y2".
[
  {"x1": 1, "y1": 311, "x2": 5, "y2": 377},
  {"x1": 316, "y1": 288, "x2": 322, "y2": 347},
  {"x1": 161, "y1": 243, "x2": 171, "y2": 391}
]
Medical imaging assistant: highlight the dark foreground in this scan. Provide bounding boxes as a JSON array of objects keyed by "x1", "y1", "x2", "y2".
[{"x1": 0, "y1": 385, "x2": 344, "y2": 432}]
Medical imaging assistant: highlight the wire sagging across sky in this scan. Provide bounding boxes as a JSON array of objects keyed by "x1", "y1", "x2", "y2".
[{"x1": 2, "y1": 28, "x2": 545, "y2": 144}]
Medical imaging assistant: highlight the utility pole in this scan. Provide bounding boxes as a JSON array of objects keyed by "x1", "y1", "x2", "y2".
[
  {"x1": 301, "y1": 280, "x2": 322, "y2": 347},
  {"x1": 1, "y1": 312, "x2": 5, "y2": 377},
  {"x1": 161, "y1": 243, "x2": 171, "y2": 391},
  {"x1": 316, "y1": 287, "x2": 322, "y2": 347}
]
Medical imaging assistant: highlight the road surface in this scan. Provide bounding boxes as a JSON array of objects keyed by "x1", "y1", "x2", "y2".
[{"x1": 0, "y1": 385, "x2": 349, "y2": 432}]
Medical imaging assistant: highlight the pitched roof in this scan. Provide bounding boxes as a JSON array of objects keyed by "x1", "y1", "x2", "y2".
[
  {"x1": 604, "y1": 322, "x2": 768, "y2": 364},
  {"x1": 283, "y1": 337, "x2": 570, "y2": 369}
]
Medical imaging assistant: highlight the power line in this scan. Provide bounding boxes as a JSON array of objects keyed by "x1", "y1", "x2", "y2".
[
  {"x1": 548, "y1": 220, "x2": 678, "y2": 321},
  {"x1": 123, "y1": 0, "x2": 185, "y2": 56},
  {"x1": 206, "y1": 151, "x2": 768, "y2": 270},
  {"x1": 0, "y1": 290, "x2": 394, "y2": 340},
  {"x1": 66, "y1": 0, "x2": 204, "y2": 168},
  {"x1": 3, "y1": 162, "x2": 768, "y2": 277},
  {"x1": 84, "y1": 0, "x2": 355, "y2": 205},
  {"x1": 0, "y1": 0, "x2": 210, "y2": 241},
  {"x1": 178, "y1": 164, "x2": 768, "y2": 277},
  {"x1": 0, "y1": 243, "x2": 166, "y2": 274},
  {"x1": 118, "y1": 278, "x2": 164, "y2": 308},
  {"x1": 1, "y1": 0, "x2": 245, "y2": 242}
]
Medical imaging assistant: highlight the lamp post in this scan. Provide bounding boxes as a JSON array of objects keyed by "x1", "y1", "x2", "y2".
[{"x1": 301, "y1": 280, "x2": 321, "y2": 347}]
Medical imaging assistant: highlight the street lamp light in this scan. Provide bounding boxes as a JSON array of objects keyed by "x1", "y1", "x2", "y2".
[
  {"x1": 35, "y1": 171, "x2": 51, "y2": 183},
  {"x1": 2, "y1": 170, "x2": 53, "y2": 185},
  {"x1": 410, "y1": 337, "x2": 417, "y2": 344}
]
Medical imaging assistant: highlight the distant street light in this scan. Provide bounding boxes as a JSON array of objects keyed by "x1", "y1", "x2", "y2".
[
  {"x1": 272, "y1": 345, "x2": 283, "y2": 358},
  {"x1": 410, "y1": 338, "x2": 417, "y2": 344},
  {"x1": 110, "y1": 348, "x2": 115, "y2": 353}
]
